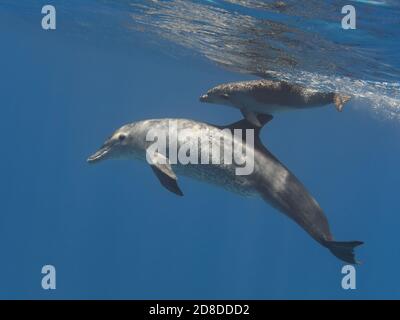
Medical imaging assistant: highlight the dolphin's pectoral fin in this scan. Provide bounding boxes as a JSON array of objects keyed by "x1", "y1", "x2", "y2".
[
  {"x1": 151, "y1": 165, "x2": 184, "y2": 196},
  {"x1": 148, "y1": 152, "x2": 183, "y2": 197},
  {"x1": 240, "y1": 109, "x2": 262, "y2": 127},
  {"x1": 333, "y1": 94, "x2": 351, "y2": 112}
]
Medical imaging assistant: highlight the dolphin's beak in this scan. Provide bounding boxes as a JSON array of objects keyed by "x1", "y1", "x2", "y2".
[
  {"x1": 87, "y1": 145, "x2": 111, "y2": 164},
  {"x1": 199, "y1": 94, "x2": 209, "y2": 102}
]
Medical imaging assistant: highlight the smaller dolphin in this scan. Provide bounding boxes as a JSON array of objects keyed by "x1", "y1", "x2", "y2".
[{"x1": 200, "y1": 80, "x2": 351, "y2": 126}]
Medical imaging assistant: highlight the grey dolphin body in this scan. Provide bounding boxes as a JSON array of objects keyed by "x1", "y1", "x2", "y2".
[
  {"x1": 88, "y1": 116, "x2": 362, "y2": 263},
  {"x1": 200, "y1": 80, "x2": 351, "y2": 126}
]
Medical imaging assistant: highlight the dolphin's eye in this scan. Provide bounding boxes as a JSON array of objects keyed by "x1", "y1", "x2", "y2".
[
  {"x1": 220, "y1": 94, "x2": 229, "y2": 100},
  {"x1": 118, "y1": 134, "x2": 126, "y2": 142}
]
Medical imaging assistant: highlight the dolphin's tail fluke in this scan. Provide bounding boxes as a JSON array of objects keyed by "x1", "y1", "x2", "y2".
[
  {"x1": 333, "y1": 94, "x2": 351, "y2": 112},
  {"x1": 324, "y1": 240, "x2": 363, "y2": 264}
]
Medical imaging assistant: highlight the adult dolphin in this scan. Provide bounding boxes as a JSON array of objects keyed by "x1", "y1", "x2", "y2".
[
  {"x1": 88, "y1": 115, "x2": 362, "y2": 263},
  {"x1": 200, "y1": 80, "x2": 351, "y2": 126}
]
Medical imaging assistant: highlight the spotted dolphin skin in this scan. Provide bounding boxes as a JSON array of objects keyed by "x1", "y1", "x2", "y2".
[
  {"x1": 200, "y1": 80, "x2": 351, "y2": 126},
  {"x1": 87, "y1": 116, "x2": 362, "y2": 264}
]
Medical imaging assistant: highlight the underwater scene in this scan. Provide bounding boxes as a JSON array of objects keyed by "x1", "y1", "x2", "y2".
[{"x1": 0, "y1": 0, "x2": 399, "y2": 299}]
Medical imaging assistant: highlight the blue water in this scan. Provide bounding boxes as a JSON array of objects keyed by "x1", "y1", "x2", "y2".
[{"x1": 0, "y1": 0, "x2": 399, "y2": 299}]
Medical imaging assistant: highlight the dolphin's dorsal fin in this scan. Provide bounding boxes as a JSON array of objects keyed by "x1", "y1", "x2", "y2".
[
  {"x1": 218, "y1": 114, "x2": 274, "y2": 158},
  {"x1": 240, "y1": 109, "x2": 263, "y2": 127},
  {"x1": 221, "y1": 114, "x2": 273, "y2": 134}
]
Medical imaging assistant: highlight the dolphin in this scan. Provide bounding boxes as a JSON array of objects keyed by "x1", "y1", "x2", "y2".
[
  {"x1": 199, "y1": 80, "x2": 351, "y2": 126},
  {"x1": 87, "y1": 116, "x2": 362, "y2": 264}
]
